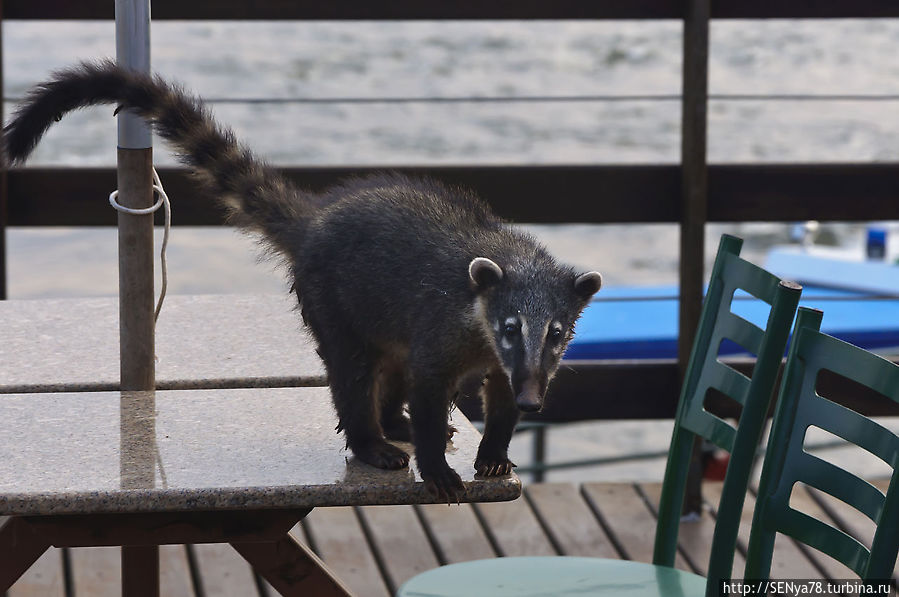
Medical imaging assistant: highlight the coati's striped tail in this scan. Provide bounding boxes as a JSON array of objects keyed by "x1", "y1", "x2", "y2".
[{"x1": 3, "y1": 60, "x2": 308, "y2": 255}]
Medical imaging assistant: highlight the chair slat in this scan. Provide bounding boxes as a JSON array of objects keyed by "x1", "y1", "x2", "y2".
[
  {"x1": 716, "y1": 312, "x2": 765, "y2": 357},
  {"x1": 795, "y1": 485, "x2": 875, "y2": 580},
  {"x1": 721, "y1": 253, "x2": 784, "y2": 304},
  {"x1": 682, "y1": 406, "x2": 736, "y2": 454},
  {"x1": 804, "y1": 332, "x2": 899, "y2": 400},
  {"x1": 704, "y1": 483, "x2": 823, "y2": 580},
  {"x1": 793, "y1": 453, "x2": 886, "y2": 526},
  {"x1": 802, "y1": 389, "x2": 899, "y2": 470},
  {"x1": 771, "y1": 505, "x2": 869, "y2": 578},
  {"x1": 707, "y1": 359, "x2": 751, "y2": 405}
]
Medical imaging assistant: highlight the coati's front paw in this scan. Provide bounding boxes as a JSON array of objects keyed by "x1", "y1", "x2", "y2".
[
  {"x1": 420, "y1": 463, "x2": 466, "y2": 504},
  {"x1": 355, "y1": 441, "x2": 410, "y2": 470},
  {"x1": 474, "y1": 456, "x2": 516, "y2": 477}
]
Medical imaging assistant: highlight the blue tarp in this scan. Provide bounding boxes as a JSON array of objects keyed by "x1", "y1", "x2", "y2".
[{"x1": 565, "y1": 285, "x2": 899, "y2": 360}]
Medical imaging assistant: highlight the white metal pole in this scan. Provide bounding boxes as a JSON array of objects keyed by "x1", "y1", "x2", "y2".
[{"x1": 117, "y1": 0, "x2": 152, "y2": 150}]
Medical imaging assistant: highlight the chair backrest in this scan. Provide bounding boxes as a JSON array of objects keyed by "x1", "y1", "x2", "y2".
[
  {"x1": 745, "y1": 307, "x2": 899, "y2": 580},
  {"x1": 653, "y1": 234, "x2": 802, "y2": 585}
]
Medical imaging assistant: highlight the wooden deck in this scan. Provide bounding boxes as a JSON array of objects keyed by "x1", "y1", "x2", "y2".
[{"x1": 7, "y1": 479, "x2": 894, "y2": 596}]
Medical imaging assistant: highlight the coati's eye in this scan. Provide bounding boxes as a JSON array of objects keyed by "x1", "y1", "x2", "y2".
[
  {"x1": 503, "y1": 321, "x2": 520, "y2": 337},
  {"x1": 547, "y1": 325, "x2": 563, "y2": 343}
]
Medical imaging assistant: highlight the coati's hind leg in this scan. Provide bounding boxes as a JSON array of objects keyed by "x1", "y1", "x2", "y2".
[
  {"x1": 474, "y1": 370, "x2": 520, "y2": 476},
  {"x1": 303, "y1": 304, "x2": 409, "y2": 470},
  {"x1": 379, "y1": 360, "x2": 457, "y2": 442},
  {"x1": 377, "y1": 361, "x2": 412, "y2": 443}
]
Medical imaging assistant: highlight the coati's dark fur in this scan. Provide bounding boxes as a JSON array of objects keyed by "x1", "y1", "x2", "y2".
[{"x1": 3, "y1": 61, "x2": 602, "y2": 500}]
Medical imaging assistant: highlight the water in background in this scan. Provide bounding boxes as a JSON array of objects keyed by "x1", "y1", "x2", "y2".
[{"x1": 5, "y1": 20, "x2": 898, "y2": 480}]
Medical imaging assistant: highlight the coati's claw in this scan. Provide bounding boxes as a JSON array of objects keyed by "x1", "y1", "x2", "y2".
[
  {"x1": 357, "y1": 441, "x2": 410, "y2": 470},
  {"x1": 446, "y1": 424, "x2": 458, "y2": 440},
  {"x1": 422, "y1": 465, "x2": 465, "y2": 504},
  {"x1": 474, "y1": 457, "x2": 516, "y2": 477}
]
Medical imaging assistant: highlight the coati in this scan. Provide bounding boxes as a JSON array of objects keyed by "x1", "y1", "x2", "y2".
[{"x1": 3, "y1": 61, "x2": 602, "y2": 500}]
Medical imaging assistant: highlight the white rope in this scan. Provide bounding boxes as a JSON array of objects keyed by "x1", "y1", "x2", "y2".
[{"x1": 108, "y1": 167, "x2": 171, "y2": 323}]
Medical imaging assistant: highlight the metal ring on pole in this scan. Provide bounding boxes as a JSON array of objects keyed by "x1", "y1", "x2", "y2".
[
  {"x1": 108, "y1": 168, "x2": 172, "y2": 324},
  {"x1": 108, "y1": 188, "x2": 165, "y2": 215}
]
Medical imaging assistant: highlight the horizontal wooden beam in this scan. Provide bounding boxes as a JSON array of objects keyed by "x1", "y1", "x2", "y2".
[
  {"x1": 5, "y1": 0, "x2": 899, "y2": 20},
  {"x1": 708, "y1": 163, "x2": 899, "y2": 222},
  {"x1": 7, "y1": 163, "x2": 898, "y2": 226},
  {"x1": 24, "y1": 508, "x2": 309, "y2": 547},
  {"x1": 711, "y1": 2, "x2": 899, "y2": 19},
  {"x1": 4, "y1": 165, "x2": 678, "y2": 226}
]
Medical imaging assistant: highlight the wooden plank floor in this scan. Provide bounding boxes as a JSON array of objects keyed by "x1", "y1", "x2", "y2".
[{"x1": 5, "y1": 481, "x2": 894, "y2": 596}]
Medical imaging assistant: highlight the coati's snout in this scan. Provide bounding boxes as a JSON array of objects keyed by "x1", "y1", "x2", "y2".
[{"x1": 513, "y1": 376, "x2": 545, "y2": 413}]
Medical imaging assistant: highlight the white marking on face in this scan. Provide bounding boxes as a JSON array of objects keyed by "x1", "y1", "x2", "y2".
[
  {"x1": 471, "y1": 295, "x2": 486, "y2": 318},
  {"x1": 501, "y1": 316, "x2": 519, "y2": 351},
  {"x1": 518, "y1": 316, "x2": 535, "y2": 362},
  {"x1": 523, "y1": 319, "x2": 549, "y2": 365},
  {"x1": 470, "y1": 296, "x2": 508, "y2": 367},
  {"x1": 469, "y1": 296, "x2": 493, "y2": 338}
]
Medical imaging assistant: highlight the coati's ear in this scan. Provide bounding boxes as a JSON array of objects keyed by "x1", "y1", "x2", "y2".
[
  {"x1": 469, "y1": 257, "x2": 503, "y2": 291},
  {"x1": 573, "y1": 271, "x2": 602, "y2": 300}
]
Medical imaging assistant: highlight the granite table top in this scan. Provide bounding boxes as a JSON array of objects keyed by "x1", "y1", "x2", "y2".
[
  {"x1": 0, "y1": 386, "x2": 520, "y2": 516},
  {"x1": 0, "y1": 294, "x2": 326, "y2": 393}
]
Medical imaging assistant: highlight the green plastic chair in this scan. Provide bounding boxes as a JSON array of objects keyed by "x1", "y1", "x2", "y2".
[
  {"x1": 745, "y1": 307, "x2": 899, "y2": 581},
  {"x1": 397, "y1": 234, "x2": 802, "y2": 597}
]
